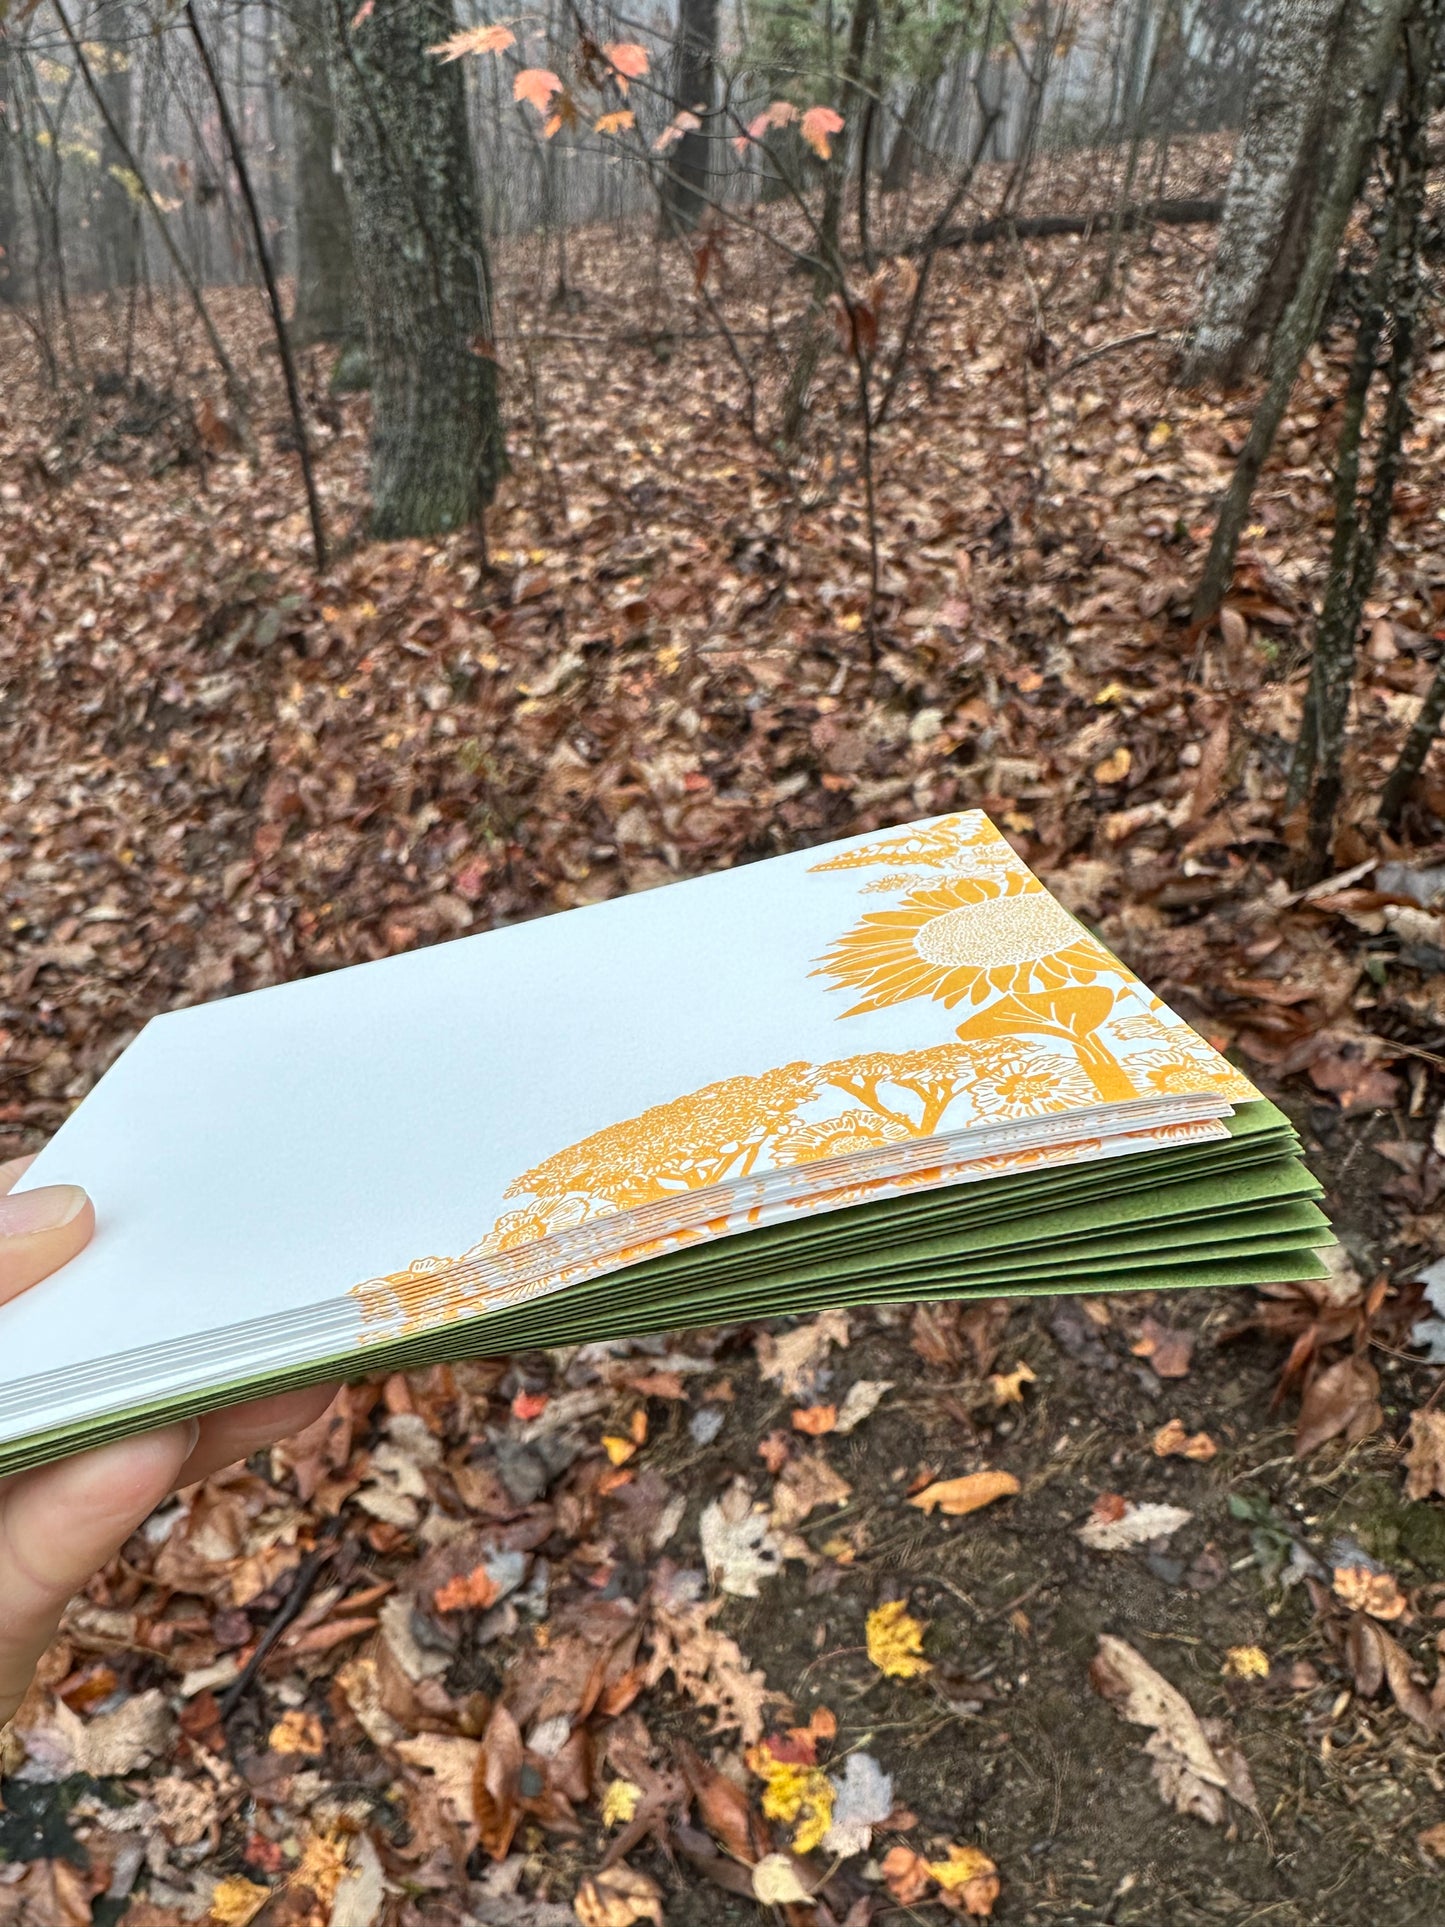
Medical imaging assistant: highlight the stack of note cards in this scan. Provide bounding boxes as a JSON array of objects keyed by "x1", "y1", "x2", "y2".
[{"x1": 0, "y1": 812, "x2": 1330, "y2": 1475}]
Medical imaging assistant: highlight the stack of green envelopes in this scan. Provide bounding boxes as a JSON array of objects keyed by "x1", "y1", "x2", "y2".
[{"x1": 0, "y1": 812, "x2": 1330, "y2": 1476}]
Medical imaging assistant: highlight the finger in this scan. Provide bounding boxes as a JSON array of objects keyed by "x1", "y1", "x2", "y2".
[
  {"x1": 0, "y1": 1422, "x2": 196, "y2": 1725},
  {"x1": 179, "y1": 1384, "x2": 342, "y2": 1487},
  {"x1": 0, "y1": 1182, "x2": 94, "y2": 1311},
  {"x1": 0, "y1": 1156, "x2": 37, "y2": 1198}
]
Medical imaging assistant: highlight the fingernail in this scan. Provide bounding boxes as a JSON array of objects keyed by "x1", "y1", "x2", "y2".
[{"x1": 0, "y1": 1184, "x2": 88, "y2": 1237}]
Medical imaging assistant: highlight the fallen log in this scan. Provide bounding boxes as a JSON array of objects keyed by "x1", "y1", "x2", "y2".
[{"x1": 918, "y1": 195, "x2": 1224, "y2": 255}]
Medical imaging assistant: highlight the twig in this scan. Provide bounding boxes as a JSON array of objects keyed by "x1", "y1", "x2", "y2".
[
  {"x1": 218, "y1": 1516, "x2": 346, "y2": 1721},
  {"x1": 1060, "y1": 327, "x2": 1166, "y2": 374}
]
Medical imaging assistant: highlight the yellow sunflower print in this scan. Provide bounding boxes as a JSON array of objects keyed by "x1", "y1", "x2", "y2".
[{"x1": 812, "y1": 871, "x2": 1117, "y2": 1017}]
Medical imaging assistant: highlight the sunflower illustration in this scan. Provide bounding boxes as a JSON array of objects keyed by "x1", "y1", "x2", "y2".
[{"x1": 813, "y1": 871, "x2": 1116, "y2": 1017}]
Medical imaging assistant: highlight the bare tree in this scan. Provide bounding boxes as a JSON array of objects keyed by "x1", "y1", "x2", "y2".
[
  {"x1": 327, "y1": 0, "x2": 505, "y2": 539},
  {"x1": 289, "y1": 0, "x2": 357, "y2": 343},
  {"x1": 0, "y1": 20, "x2": 18, "y2": 303},
  {"x1": 1183, "y1": 0, "x2": 1373, "y2": 387},
  {"x1": 94, "y1": 0, "x2": 139, "y2": 288},
  {"x1": 660, "y1": 0, "x2": 719, "y2": 233}
]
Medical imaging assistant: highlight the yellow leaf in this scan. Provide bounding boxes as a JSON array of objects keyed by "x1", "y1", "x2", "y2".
[
  {"x1": 1146, "y1": 419, "x2": 1173, "y2": 447},
  {"x1": 746, "y1": 1746, "x2": 835, "y2": 1854},
  {"x1": 296, "y1": 1831, "x2": 349, "y2": 1907},
  {"x1": 602, "y1": 1434, "x2": 638, "y2": 1465},
  {"x1": 267, "y1": 1707, "x2": 326, "y2": 1757},
  {"x1": 989, "y1": 1362, "x2": 1036, "y2": 1405},
  {"x1": 1222, "y1": 1645, "x2": 1269, "y2": 1680},
  {"x1": 1092, "y1": 745, "x2": 1132, "y2": 784},
  {"x1": 928, "y1": 1845, "x2": 1000, "y2": 1917},
  {"x1": 866, "y1": 1599, "x2": 931, "y2": 1679},
  {"x1": 208, "y1": 1877, "x2": 271, "y2": 1927},
  {"x1": 602, "y1": 1778, "x2": 643, "y2": 1826},
  {"x1": 909, "y1": 1470, "x2": 1020, "y2": 1516},
  {"x1": 595, "y1": 109, "x2": 636, "y2": 136}
]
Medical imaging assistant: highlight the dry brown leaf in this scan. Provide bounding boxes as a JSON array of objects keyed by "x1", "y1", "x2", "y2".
[
  {"x1": 1090, "y1": 1633, "x2": 1231, "y2": 1824},
  {"x1": 574, "y1": 1863, "x2": 664, "y2": 1927},
  {"x1": 1152, "y1": 1418, "x2": 1216, "y2": 1461},
  {"x1": 1130, "y1": 1315, "x2": 1194, "y2": 1379},
  {"x1": 1295, "y1": 1353, "x2": 1381, "y2": 1457}
]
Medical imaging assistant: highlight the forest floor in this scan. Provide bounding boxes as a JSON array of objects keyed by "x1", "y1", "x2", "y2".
[{"x1": 5, "y1": 162, "x2": 1445, "y2": 1924}]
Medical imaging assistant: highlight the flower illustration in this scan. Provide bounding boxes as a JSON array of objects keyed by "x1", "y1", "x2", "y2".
[{"x1": 813, "y1": 870, "x2": 1117, "y2": 1016}]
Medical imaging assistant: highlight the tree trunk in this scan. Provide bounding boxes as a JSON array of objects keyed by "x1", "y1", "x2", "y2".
[
  {"x1": 327, "y1": 0, "x2": 505, "y2": 540},
  {"x1": 290, "y1": 0, "x2": 357, "y2": 344},
  {"x1": 660, "y1": 0, "x2": 718, "y2": 233},
  {"x1": 0, "y1": 23, "x2": 19, "y2": 303},
  {"x1": 1181, "y1": 0, "x2": 1350, "y2": 386},
  {"x1": 1190, "y1": 0, "x2": 1411, "y2": 625},
  {"x1": 94, "y1": 0, "x2": 138, "y2": 288}
]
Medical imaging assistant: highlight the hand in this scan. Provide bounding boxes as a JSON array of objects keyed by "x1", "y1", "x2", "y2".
[{"x1": 0, "y1": 1154, "x2": 337, "y2": 1726}]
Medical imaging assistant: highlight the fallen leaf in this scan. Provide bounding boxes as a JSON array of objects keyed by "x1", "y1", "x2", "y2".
[
  {"x1": 209, "y1": 1878, "x2": 271, "y2": 1927},
  {"x1": 1333, "y1": 1565, "x2": 1408, "y2": 1621},
  {"x1": 751, "y1": 1854, "x2": 813, "y2": 1906},
  {"x1": 574, "y1": 1863, "x2": 663, "y2": 1927},
  {"x1": 866, "y1": 1600, "x2": 931, "y2": 1679},
  {"x1": 18, "y1": 1687, "x2": 173, "y2": 1778},
  {"x1": 1221, "y1": 1646, "x2": 1269, "y2": 1680},
  {"x1": 1152, "y1": 1418, "x2": 1216, "y2": 1461},
  {"x1": 823, "y1": 1751, "x2": 893, "y2": 1856},
  {"x1": 908, "y1": 1470, "x2": 1020, "y2": 1516},
  {"x1": 1418, "y1": 1820, "x2": 1445, "y2": 1859},
  {"x1": 1131, "y1": 1316, "x2": 1194, "y2": 1378},
  {"x1": 700, "y1": 1479, "x2": 785, "y2": 1595},
  {"x1": 989, "y1": 1362, "x2": 1036, "y2": 1404},
  {"x1": 268, "y1": 1708, "x2": 326, "y2": 1757},
  {"x1": 880, "y1": 1845, "x2": 933, "y2": 1904},
  {"x1": 601, "y1": 1779, "x2": 643, "y2": 1827},
  {"x1": 746, "y1": 1741, "x2": 835, "y2": 1852},
  {"x1": 791, "y1": 1402, "x2": 837, "y2": 1435},
  {"x1": 434, "y1": 1562, "x2": 503, "y2": 1612},
  {"x1": 1091, "y1": 1634, "x2": 1231, "y2": 1824},
  {"x1": 1078, "y1": 1498, "x2": 1192, "y2": 1550},
  {"x1": 327, "y1": 1832, "x2": 387, "y2": 1927},
  {"x1": 756, "y1": 1309, "x2": 850, "y2": 1397},
  {"x1": 834, "y1": 1378, "x2": 892, "y2": 1432},
  {"x1": 770, "y1": 1450, "x2": 851, "y2": 1527},
  {"x1": 927, "y1": 1844, "x2": 1000, "y2": 1917},
  {"x1": 1295, "y1": 1353, "x2": 1381, "y2": 1457},
  {"x1": 1093, "y1": 745, "x2": 1132, "y2": 785}
]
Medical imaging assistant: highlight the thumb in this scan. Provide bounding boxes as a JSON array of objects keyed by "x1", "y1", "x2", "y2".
[
  {"x1": 0, "y1": 1156, "x2": 93, "y2": 1310},
  {"x1": 0, "y1": 1422, "x2": 196, "y2": 1725}
]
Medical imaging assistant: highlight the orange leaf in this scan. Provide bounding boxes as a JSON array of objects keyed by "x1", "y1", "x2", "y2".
[
  {"x1": 594, "y1": 109, "x2": 636, "y2": 136},
  {"x1": 800, "y1": 105, "x2": 844, "y2": 159},
  {"x1": 908, "y1": 1470, "x2": 1020, "y2": 1516},
  {"x1": 791, "y1": 1403, "x2": 837, "y2": 1436},
  {"x1": 434, "y1": 1564, "x2": 501, "y2": 1613},
  {"x1": 513, "y1": 67, "x2": 563, "y2": 112},
  {"x1": 603, "y1": 41, "x2": 649, "y2": 89}
]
